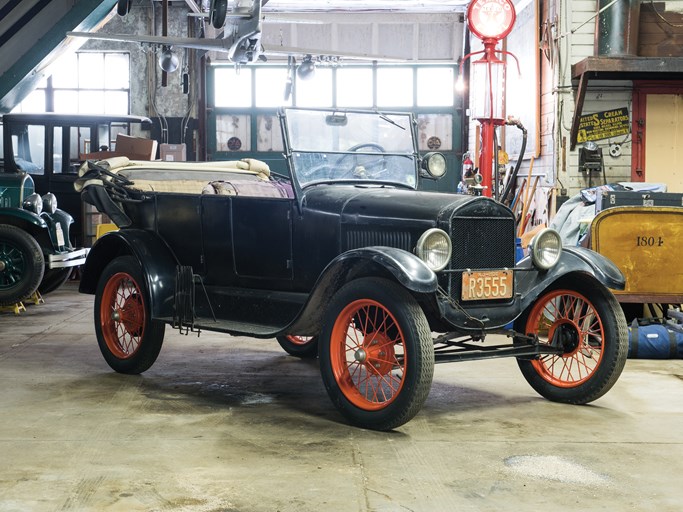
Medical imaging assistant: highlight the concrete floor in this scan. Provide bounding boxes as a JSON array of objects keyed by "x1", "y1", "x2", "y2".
[{"x1": 1, "y1": 282, "x2": 682, "y2": 512}]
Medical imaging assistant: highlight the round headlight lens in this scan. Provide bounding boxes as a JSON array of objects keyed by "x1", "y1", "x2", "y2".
[
  {"x1": 415, "y1": 228, "x2": 452, "y2": 271},
  {"x1": 421, "y1": 152, "x2": 447, "y2": 178},
  {"x1": 42, "y1": 192, "x2": 58, "y2": 214},
  {"x1": 530, "y1": 228, "x2": 562, "y2": 270},
  {"x1": 23, "y1": 193, "x2": 43, "y2": 215}
]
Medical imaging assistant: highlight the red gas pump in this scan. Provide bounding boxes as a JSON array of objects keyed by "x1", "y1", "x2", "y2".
[{"x1": 461, "y1": 0, "x2": 518, "y2": 198}]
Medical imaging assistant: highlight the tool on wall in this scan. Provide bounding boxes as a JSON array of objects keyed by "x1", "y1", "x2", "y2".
[{"x1": 579, "y1": 141, "x2": 606, "y2": 188}]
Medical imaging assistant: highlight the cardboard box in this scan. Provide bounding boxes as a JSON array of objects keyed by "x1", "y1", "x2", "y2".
[
  {"x1": 159, "y1": 143, "x2": 187, "y2": 162},
  {"x1": 114, "y1": 133, "x2": 158, "y2": 160}
]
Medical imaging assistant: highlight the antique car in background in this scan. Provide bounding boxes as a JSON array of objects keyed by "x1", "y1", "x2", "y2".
[
  {"x1": 1, "y1": 113, "x2": 152, "y2": 248},
  {"x1": 76, "y1": 108, "x2": 629, "y2": 431},
  {"x1": 0, "y1": 164, "x2": 86, "y2": 307}
]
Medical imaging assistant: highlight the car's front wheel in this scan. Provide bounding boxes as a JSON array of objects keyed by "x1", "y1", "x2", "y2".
[
  {"x1": 515, "y1": 279, "x2": 628, "y2": 404},
  {"x1": 319, "y1": 278, "x2": 434, "y2": 431},
  {"x1": 0, "y1": 225, "x2": 45, "y2": 306},
  {"x1": 94, "y1": 256, "x2": 165, "y2": 374}
]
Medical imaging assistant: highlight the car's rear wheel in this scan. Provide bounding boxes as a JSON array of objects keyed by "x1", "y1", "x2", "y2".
[
  {"x1": 515, "y1": 280, "x2": 628, "y2": 404},
  {"x1": 276, "y1": 335, "x2": 319, "y2": 359},
  {"x1": 319, "y1": 278, "x2": 434, "y2": 431},
  {"x1": 38, "y1": 267, "x2": 73, "y2": 295},
  {"x1": 0, "y1": 225, "x2": 45, "y2": 307},
  {"x1": 94, "y1": 256, "x2": 165, "y2": 374}
]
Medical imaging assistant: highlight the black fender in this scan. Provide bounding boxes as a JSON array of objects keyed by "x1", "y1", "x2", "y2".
[
  {"x1": 282, "y1": 246, "x2": 437, "y2": 335},
  {"x1": 516, "y1": 246, "x2": 625, "y2": 313},
  {"x1": 40, "y1": 208, "x2": 75, "y2": 250},
  {"x1": 79, "y1": 229, "x2": 178, "y2": 318}
]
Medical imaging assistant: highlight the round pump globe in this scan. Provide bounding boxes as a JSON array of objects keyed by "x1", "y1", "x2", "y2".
[{"x1": 467, "y1": 0, "x2": 516, "y2": 41}]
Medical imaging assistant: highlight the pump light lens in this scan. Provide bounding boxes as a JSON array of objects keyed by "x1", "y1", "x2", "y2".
[
  {"x1": 529, "y1": 228, "x2": 562, "y2": 270},
  {"x1": 42, "y1": 192, "x2": 58, "y2": 214},
  {"x1": 23, "y1": 193, "x2": 43, "y2": 215},
  {"x1": 415, "y1": 228, "x2": 452, "y2": 271}
]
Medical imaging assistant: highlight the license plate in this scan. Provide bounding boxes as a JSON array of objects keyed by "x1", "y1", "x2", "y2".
[{"x1": 461, "y1": 270, "x2": 513, "y2": 301}]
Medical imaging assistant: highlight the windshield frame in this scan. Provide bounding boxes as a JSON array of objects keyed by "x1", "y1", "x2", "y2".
[{"x1": 279, "y1": 107, "x2": 420, "y2": 194}]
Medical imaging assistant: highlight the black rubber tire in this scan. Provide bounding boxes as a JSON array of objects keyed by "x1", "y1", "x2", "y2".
[
  {"x1": 276, "y1": 335, "x2": 319, "y2": 359},
  {"x1": 515, "y1": 277, "x2": 628, "y2": 404},
  {"x1": 117, "y1": 0, "x2": 132, "y2": 16},
  {"x1": 0, "y1": 225, "x2": 45, "y2": 307},
  {"x1": 94, "y1": 256, "x2": 165, "y2": 374},
  {"x1": 210, "y1": 0, "x2": 228, "y2": 29},
  {"x1": 38, "y1": 267, "x2": 73, "y2": 295},
  {"x1": 319, "y1": 277, "x2": 434, "y2": 431}
]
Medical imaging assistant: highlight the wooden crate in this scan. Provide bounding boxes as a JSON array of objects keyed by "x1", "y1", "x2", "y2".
[{"x1": 590, "y1": 206, "x2": 683, "y2": 303}]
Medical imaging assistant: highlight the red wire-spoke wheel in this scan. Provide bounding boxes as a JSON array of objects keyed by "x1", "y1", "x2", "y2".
[
  {"x1": 94, "y1": 256, "x2": 165, "y2": 374},
  {"x1": 320, "y1": 278, "x2": 433, "y2": 431},
  {"x1": 516, "y1": 281, "x2": 628, "y2": 405},
  {"x1": 331, "y1": 299, "x2": 406, "y2": 410},
  {"x1": 100, "y1": 272, "x2": 145, "y2": 359},
  {"x1": 275, "y1": 334, "x2": 319, "y2": 358}
]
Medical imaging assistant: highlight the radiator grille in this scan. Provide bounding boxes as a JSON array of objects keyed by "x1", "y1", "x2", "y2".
[
  {"x1": 448, "y1": 216, "x2": 515, "y2": 301},
  {"x1": 346, "y1": 229, "x2": 412, "y2": 251}
]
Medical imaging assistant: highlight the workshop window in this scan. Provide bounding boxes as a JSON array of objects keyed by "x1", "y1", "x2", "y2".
[
  {"x1": 417, "y1": 67, "x2": 454, "y2": 107},
  {"x1": 12, "y1": 52, "x2": 130, "y2": 114},
  {"x1": 215, "y1": 67, "x2": 252, "y2": 108},
  {"x1": 11, "y1": 86, "x2": 46, "y2": 113},
  {"x1": 216, "y1": 114, "x2": 251, "y2": 152},
  {"x1": 294, "y1": 68, "x2": 334, "y2": 107},
  {"x1": 376, "y1": 67, "x2": 413, "y2": 107},
  {"x1": 255, "y1": 68, "x2": 291, "y2": 107},
  {"x1": 336, "y1": 68, "x2": 373, "y2": 107}
]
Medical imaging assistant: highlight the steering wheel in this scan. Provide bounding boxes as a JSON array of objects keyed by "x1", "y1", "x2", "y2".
[{"x1": 334, "y1": 143, "x2": 387, "y2": 179}]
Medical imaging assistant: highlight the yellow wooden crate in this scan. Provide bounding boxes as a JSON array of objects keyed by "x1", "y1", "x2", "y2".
[{"x1": 590, "y1": 206, "x2": 683, "y2": 303}]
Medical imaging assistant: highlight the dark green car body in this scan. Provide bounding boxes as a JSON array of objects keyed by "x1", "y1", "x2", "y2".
[{"x1": 0, "y1": 133, "x2": 86, "y2": 307}]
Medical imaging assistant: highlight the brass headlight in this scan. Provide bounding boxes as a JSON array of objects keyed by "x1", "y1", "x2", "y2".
[
  {"x1": 415, "y1": 228, "x2": 451, "y2": 271},
  {"x1": 23, "y1": 193, "x2": 43, "y2": 215},
  {"x1": 529, "y1": 228, "x2": 562, "y2": 270},
  {"x1": 421, "y1": 152, "x2": 447, "y2": 179}
]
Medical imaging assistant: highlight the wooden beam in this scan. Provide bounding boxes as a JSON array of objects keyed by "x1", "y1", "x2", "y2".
[
  {"x1": 571, "y1": 56, "x2": 683, "y2": 80},
  {"x1": 570, "y1": 72, "x2": 588, "y2": 151}
]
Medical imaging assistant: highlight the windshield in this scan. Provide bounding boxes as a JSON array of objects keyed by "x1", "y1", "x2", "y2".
[{"x1": 282, "y1": 108, "x2": 418, "y2": 189}]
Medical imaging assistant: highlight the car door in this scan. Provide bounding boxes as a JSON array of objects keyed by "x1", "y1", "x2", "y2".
[
  {"x1": 200, "y1": 194, "x2": 294, "y2": 287},
  {"x1": 231, "y1": 196, "x2": 293, "y2": 282}
]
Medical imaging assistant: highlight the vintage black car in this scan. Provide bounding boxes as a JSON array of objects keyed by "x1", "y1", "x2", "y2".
[
  {"x1": 0, "y1": 168, "x2": 86, "y2": 307},
  {"x1": 76, "y1": 108, "x2": 628, "y2": 430},
  {"x1": 1, "y1": 113, "x2": 152, "y2": 247}
]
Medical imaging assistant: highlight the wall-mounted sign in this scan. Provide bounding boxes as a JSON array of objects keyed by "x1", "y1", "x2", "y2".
[{"x1": 577, "y1": 107, "x2": 630, "y2": 143}]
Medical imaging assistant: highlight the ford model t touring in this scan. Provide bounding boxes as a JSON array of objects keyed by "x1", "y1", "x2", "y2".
[{"x1": 76, "y1": 108, "x2": 628, "y2": 430}]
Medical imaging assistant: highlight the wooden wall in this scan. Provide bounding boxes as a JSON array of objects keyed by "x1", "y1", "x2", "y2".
[{"x1": 638, "y1": 2, "x2": 683, "y2": 57}]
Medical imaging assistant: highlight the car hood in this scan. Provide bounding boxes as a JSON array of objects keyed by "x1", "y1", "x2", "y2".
[{"x1": 302, "y1": 184, "x2": 491, "y2": 226}]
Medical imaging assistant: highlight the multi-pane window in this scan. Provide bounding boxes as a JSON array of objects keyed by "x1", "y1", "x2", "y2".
[
  {"x1": 211, "y1": 64, "x2": 457, "y2": 154},
  {"x1": 212, "y1": 64, "x2": 455, "y2": 109},
  {"x1": 12, "y1": 52, "x2": 130, "y2": 114}
]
